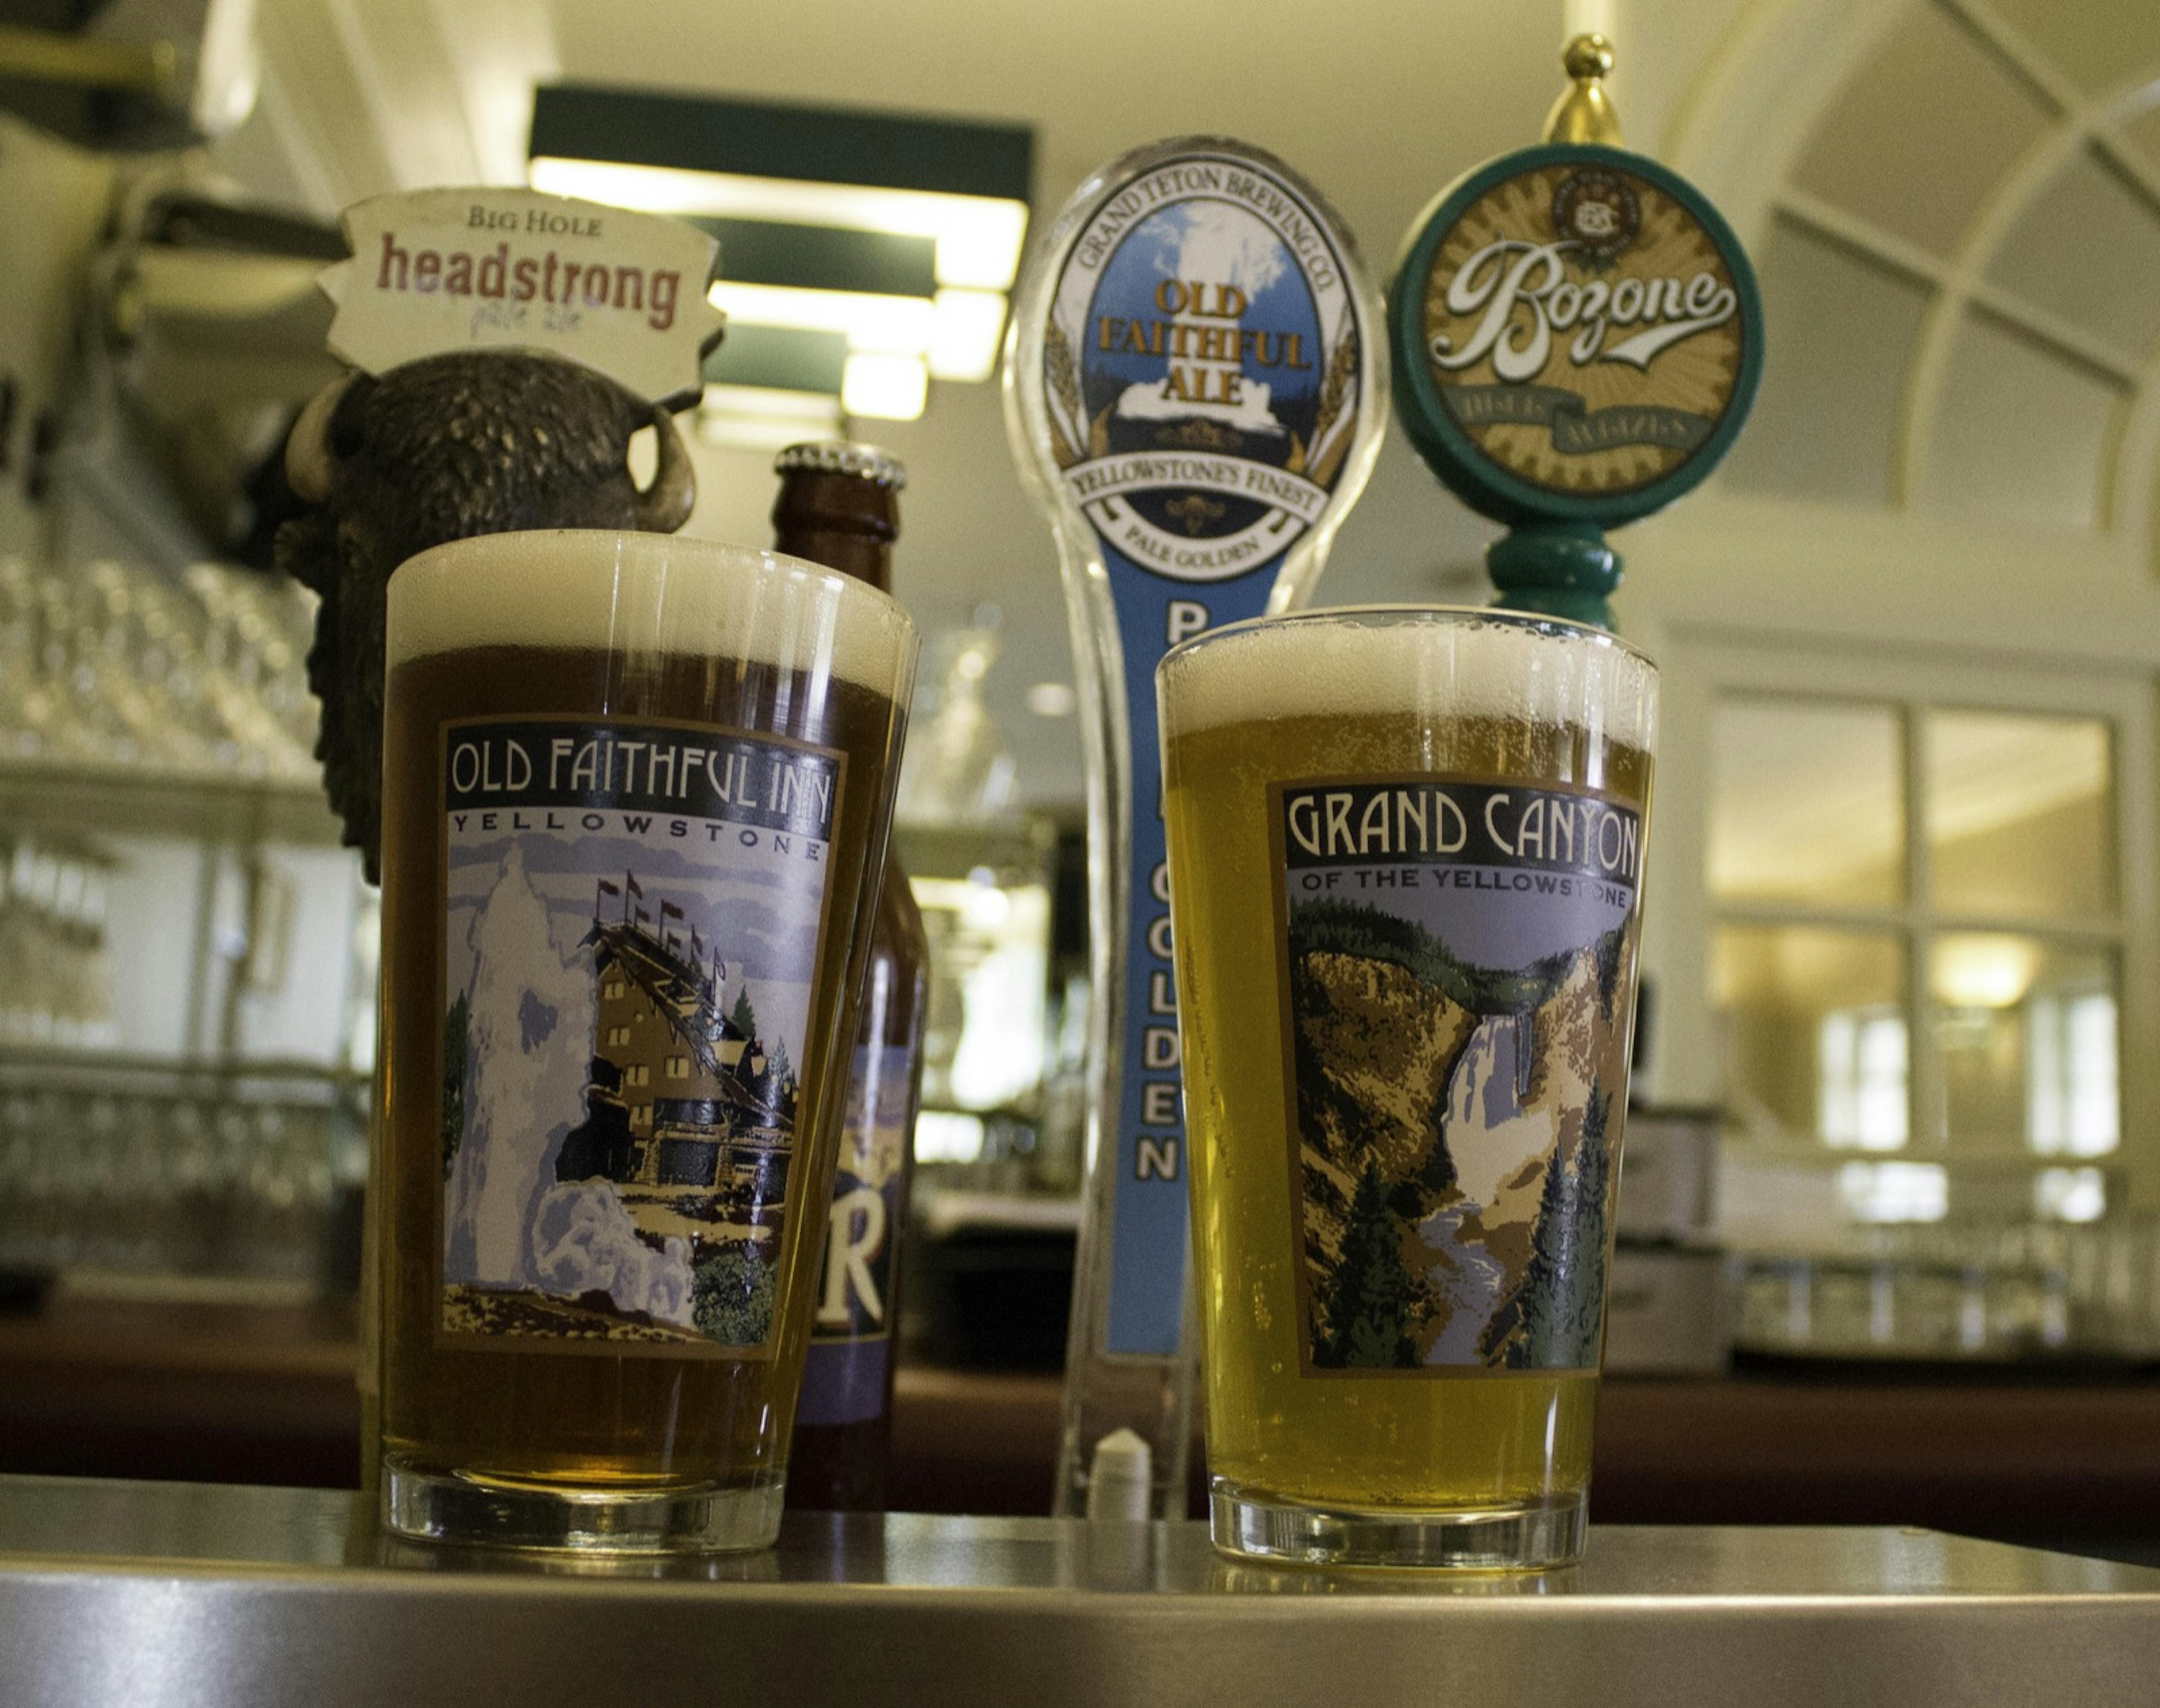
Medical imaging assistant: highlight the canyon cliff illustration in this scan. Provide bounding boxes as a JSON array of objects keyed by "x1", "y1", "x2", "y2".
[{"x1": 1286, "y1": 896, "x2": 1634, "y2": 1372}]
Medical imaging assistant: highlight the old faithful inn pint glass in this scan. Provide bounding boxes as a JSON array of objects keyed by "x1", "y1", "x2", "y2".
[
  {"x1": 376, "y1": 530, "x2": 916, "y2": 1550},
  {"x1": 1159, "y1": 607, "x2": 1658, "y2": 1569}
]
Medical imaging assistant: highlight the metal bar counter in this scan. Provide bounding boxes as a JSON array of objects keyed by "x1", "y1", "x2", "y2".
[{"x1": 1, "y1": 1476, "x2": 2156, "y2": 1706}]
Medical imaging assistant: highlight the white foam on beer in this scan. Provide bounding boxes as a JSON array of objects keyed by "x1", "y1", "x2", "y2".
[
  {"x1": 386, "y1": 529, "x2": 915, "y2": 692},
  {"x1": 1159, "y1": 607, "x2": 1658, "y2": 751}
]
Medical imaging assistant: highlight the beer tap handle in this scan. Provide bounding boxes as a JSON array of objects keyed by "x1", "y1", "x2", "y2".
[
  {"x1": 1006, "y1": 137, "x2": 1387, "y2": 1520},
  {"x1": 1390, "y1": 33, "x2": 1764, "y2": 634}
]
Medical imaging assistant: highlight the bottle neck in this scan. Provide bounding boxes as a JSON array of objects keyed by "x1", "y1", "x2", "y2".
[
  {"x1": 772, "y1": 468, "x2": 898, "y2": 593},
  {"x1": 772, "y1": 522, "x2": 892, "y2": 593}
]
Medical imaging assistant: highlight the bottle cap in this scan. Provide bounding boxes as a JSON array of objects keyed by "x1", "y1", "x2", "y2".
[{"x1": 773, "y1": 441, "x2": 907, "y2": 491}]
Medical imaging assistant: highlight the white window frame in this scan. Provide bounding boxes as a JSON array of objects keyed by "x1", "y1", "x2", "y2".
[{"x1": 1640, "y1": 632, "x2": 2158, "y2": 1198}]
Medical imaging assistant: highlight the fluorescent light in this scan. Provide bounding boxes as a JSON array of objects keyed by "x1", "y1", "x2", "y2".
[
  {"x1": 699, "y1": 382, "x2": 844, "y2": 421},
  {"x1": 929, "y1": 287, "x2": 1007, "y2": 383},
  {"x1": 530, "y1": 91, "x2": 1030, "y2": 416},
  {"x1": 697, "y1": 384, "x2": 843, "y2": 451},
  {"x1": 707, "y1": 280, "x2": 932, "y2": 356},
  {"x1": 1930, "y1": 935, "x2": 2041, "y2": 1009},
  {"x1": 916, "y1": 1111, "x2": 986, "y2": 1165},
  {"x1": 530, "y1": 156, "x2": 1028, "y2": 289},
  {"x1": 1024, "y1": 682, "x2": 1076, "y2": 718},
  {"x1": 843, "y1": 352, "x2": 927, "y2": 421},
  {"x1": 929, "y1": 200, "x2": 1030, "y2": 290}
]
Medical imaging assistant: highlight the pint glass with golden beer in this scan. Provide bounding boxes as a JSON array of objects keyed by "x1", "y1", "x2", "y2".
[
  {"x1": 1159, "y1": 607, "x2": 1657, "y2": 1569},
  {"x1": 376, "y1": 530, "x2": 916, "y2": 1550}
]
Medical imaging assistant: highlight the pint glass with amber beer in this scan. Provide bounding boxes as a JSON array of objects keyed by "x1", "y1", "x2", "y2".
[
  {"x1": 376, "y1": 530, "x2": 916, "y2": 1550},
  {"x1": 1159, "y1": 607, "x2": 1657, "y2": 1569}
]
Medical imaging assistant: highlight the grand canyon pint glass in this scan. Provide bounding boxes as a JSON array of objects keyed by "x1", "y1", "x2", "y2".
[
  {"x1": 1159, "y1": 606, "x2": 1657, "y2": 1569},
  {"x1": 376, "y1": 530, "x2": 916, "y2": 1552}
]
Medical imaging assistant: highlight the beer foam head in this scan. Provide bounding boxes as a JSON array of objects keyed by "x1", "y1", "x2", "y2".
[
  {"x1": 1159, "y1": 605, "x2": 1658, "y2": 751},
  {"x1": 386, "y1": 529, "x2": 916, "y2": 693}
]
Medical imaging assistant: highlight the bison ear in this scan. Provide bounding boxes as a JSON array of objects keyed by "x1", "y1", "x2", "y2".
[
  {"x1": 631, "y1": 403, "x2": 696, "y2": 534},
  {"x1": 285, "y1": 372, "x2": 374, "y2": 504}
]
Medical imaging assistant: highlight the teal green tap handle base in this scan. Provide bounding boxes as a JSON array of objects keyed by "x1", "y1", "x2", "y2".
[{"x1": 1487, "y1": 522, "x2": 1622, "y2": 630}]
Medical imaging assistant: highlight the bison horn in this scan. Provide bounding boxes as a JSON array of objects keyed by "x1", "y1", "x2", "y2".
[
  {"x1": 285, "y1": 372, "x2": 358, "y2": 505},
  {"x1": 632, "y1": 403, "x2": 696, "y2": 534}
]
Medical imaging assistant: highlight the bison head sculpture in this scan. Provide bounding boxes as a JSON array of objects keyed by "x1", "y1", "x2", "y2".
[{"x1": 275, "y1": 351, "x2": 695, "y2": 879}]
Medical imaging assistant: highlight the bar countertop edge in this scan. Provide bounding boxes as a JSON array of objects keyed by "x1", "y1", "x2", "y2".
[{"x1": 2, "y1": 1475, "x2": 2159, "y2": 1708}]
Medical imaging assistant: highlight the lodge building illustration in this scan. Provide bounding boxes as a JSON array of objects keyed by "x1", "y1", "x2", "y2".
[{"x1": 553, "y1": 871, "x2": 799, "y2": 1206}]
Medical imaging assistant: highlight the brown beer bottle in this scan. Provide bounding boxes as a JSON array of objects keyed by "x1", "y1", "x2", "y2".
[{"x1": 773, "y1": 442, "x2": 929, "y2": 1512}]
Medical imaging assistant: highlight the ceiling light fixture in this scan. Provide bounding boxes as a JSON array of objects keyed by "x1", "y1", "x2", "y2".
[
  {"x1": 696, "y1": 384, "x2": 845, "y2": 452},
  {"x1": 529, "y1": 85, "x2": 1030, "y2": 420},
  {"x1": 529, "y1": 157, "x2": 1030, "y2": 292},
  {"x1": 706, "y1": 280, "x2": 934, "y2": 357},
  {"x1": 842, "y1": 352, "x2": 929, "y2": 422},
  {"x1": 929, "y1": 288, "x2": 1009, "y2": 383}
]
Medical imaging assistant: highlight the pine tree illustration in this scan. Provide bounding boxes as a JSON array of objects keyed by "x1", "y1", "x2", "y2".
[
  {"x1": 767, "y1": 1038, "x2": 796, "y2": 1123},
  {"x1": 1320, "y1": 1158, "x2": 1421, "y2": 1369},
  {"x1": 1561, "y1": 1087, "x2": 1616, "y2": 1356},
  {"x1": 730, "y1": 986, "x2": 758, "y2": 1046},
  {"x1": 1490, "y1": 1086, "x2": 1613, "y2": 1367}
]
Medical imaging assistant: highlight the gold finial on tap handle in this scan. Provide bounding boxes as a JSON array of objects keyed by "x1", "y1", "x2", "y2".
[{"x1": 1544, "y1": 33, "x2": 1623, "y2": 147}]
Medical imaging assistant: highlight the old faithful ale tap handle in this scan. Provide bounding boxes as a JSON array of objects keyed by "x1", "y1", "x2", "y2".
[
  {"x1": 1390, "y1": 35, "x2": 1764, "y2": 630},
  {"x1": 1005, "y1": 137, "x2": 1387, "y2": 1517}
]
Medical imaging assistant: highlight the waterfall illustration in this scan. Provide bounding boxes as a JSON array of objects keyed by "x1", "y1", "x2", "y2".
[
  {"x1": 1442, "y1": 1014, "x2": 1556, "y2": 1208},
  {"x1": 1414, "y1": 1012, "x2": 1562, "y2": 1363}
]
